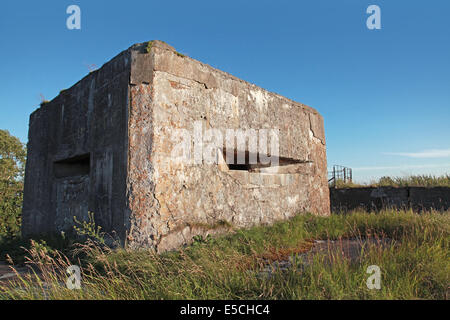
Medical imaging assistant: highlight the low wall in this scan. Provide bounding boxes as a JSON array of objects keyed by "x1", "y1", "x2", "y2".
[{"x1": 330, "y1": 187, "x2": 450, "y2": 212}]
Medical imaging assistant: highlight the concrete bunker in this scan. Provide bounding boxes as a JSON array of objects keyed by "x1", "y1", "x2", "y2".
[{"x1": 22, "y1": 40, "x2": 330, "y2": 251}]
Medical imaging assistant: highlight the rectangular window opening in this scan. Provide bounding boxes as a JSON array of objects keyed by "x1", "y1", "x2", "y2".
[
  {"x1": 222, "y1": 149, "x2": 312, "y2": 172},
  {"x1": 54, "y1": 153, "x2": 90, "y2": 178},
  {"x1": 222, "y1": 149, "x2": 273, "y2": 172},
  {"x1": 227, "y1": 163, "x2": 253, "y2": 171}
]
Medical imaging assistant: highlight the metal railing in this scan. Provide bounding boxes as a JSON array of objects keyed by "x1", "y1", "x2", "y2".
[{"x1": 328, "y1": 165, "x2": 353, "y2": 187}]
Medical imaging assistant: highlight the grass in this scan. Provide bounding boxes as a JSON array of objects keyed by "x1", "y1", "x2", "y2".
[
  {"x1": 143, "y1": 40, "x2": 186, "y2": 57},
  {"x1": 145, "y1": 40, "x2": 154, "y2": 53},
  {"x1": 0, "y1": 209, "x2": 448, "y2": 300},
  {"x1": 0, "y1": 234, "x2": 76, "y2": 265},
  {"x1": 333, "y1": 174, "x2": 450, "y2": 188}
]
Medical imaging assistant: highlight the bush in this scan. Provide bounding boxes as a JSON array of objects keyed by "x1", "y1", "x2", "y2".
[
  {"x1": 0, "y1": 129, "x2": 26, "y2": 239},
  {"x1": 0, "y1": 180, "x2": 23, "y2": 239}
]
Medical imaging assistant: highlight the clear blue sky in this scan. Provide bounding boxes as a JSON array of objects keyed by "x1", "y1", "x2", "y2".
[{"x1": 1, "y1": 0, "x2": 449, "y2": 182}]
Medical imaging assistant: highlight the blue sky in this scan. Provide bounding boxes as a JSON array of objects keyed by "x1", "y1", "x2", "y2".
[{"x1": 1, "y1": 0, "x2": 449, "y2": 182}]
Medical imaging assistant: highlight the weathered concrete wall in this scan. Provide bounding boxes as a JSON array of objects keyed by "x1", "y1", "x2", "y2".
[
  {"x1": 126, "y1": 41, "x2": 329, "y2": 251},
  {"x1": 23, "y1": 40, "x2": 330, "y2": 250},
  {"x1": 22, "y1": 50, "x2": 131, "y2": 238},
  {"x1": 330, "y1": 187, "x2": 450, "y2": 212}
]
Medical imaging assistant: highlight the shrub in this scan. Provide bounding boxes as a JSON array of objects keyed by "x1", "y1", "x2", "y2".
[{"x1": 0, "y1": 129, "x2": 26, "y2": 239}]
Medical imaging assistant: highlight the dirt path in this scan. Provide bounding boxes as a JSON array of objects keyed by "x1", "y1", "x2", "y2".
[
  {"x1": 0, "y1": 262, "x2": 33, "y2": 283},
  {"x1": 259, "y1": 238, "x2": 394, "y2": 277}
]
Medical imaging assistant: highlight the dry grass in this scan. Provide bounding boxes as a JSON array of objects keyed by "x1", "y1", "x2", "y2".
[
  {"x1": 334, "y1": 174, "x2": 450, "y2": 188},
  {"x1": 0, "y1": 209, "x2": 449, "y2": 300}
]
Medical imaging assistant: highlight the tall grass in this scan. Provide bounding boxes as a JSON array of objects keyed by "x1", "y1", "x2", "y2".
[
  {"x1": 334, "y1": 174, "x2": 450, "y2": 188},
  {"x1": 0, "y1": 209, "x2": 448, "y2": 300},
  {"x1": 376, "y1": 174, "x2": 450, "y2": 188}
]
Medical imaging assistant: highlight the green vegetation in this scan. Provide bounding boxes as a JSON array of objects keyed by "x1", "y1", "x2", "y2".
[
  {"x1": 143, "y1": 40, "x2": 185, "y2": 57},
  {"x1": 333, "y1": 179, "x2": 365, "y2": 189},
  {"x1": 73, "y1": 212, "x2": 106, "y2": 245},
  {"x1": 376, "y1": 174, "x2": 450, "y2": 187},
  {"x1": 1, "y1": 209, "x2": 448, "y2": 300},
  {"x1": 0, "y1": 130, "x2": 26, "y2": 240},
  {"x1": 334, "y1": 174, "x2": 450, "y2": 188},
  {"x1": 145, "y1": 41, "x2": 154, "y2": 53}
]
